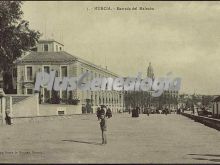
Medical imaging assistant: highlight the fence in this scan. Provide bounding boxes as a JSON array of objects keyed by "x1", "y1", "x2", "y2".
[{"x1": 181, "y1": 112, "x2": 220, "y2": 131}]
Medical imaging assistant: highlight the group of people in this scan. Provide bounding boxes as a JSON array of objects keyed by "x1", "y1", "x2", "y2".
[
  {"x1": 161, "y1": 108, "x2": 169, "y2": 115},
  {"x1": 96, "y1": 105, "x2": 112, "y2": 145},
  {"x1": 131, "y1": 107, "x2": 140, "y2": 117},
  {"x1": 129, "y1": 107, "x2": 174, "y2": 117}
]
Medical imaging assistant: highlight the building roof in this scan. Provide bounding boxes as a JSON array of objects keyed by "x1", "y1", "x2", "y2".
[
  {"x1": 16, "y1": 51, "x2": 76, "y2": 64},
  {"x1": 211, "y1": 95, "x2": 220, "y2": 102},
  {"x1": 16, "y1": 51, "x2": 119, "y2": 77},
  {"x1": 39, "y1": 39, "x2": 64, "y2": 46}
]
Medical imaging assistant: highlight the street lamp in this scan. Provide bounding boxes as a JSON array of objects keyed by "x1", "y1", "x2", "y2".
[{"x1": 0, "y1": 88, "x2": 6, "y2": 97}]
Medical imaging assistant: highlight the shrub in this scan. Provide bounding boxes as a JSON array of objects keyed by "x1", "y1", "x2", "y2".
[
  {"x1": 67, "y1": 98, "x2": 80, "y2": 105},
  {"x1": 46, "y1": 97, "x2": 61, "y2": 104}
]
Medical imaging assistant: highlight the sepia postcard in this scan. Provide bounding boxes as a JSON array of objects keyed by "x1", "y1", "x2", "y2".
[{"x1": 0, "y1": 1, "x2": 220, "y2": 164}]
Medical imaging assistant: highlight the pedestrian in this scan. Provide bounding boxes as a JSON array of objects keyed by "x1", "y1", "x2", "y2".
[
  {"x1": 96, "y1": 107, "x2": 101, "y2": 120},
  {"x1": 100, "y1": 112, "x2": 107, "y2": 145},
  {"x1": 146, "y1": 108, "x2": 150, "y2": 116},
  {"x1": 106, "y1": 108, "x2": 112, "y2": 118},
  {"x1": 135, "y1": 107, "x2": 140, "y2": 117},
  {"x1": 192, "y1": 105, "x2": 195, "y2": 114},
  {"x1": 100, "y1": 105, "x2": 106, "y2": 115},
  {"x1": 196, "y1": 107, "x2": 199, "y2": 116},
  {"x1": 82, "y1": 105, "x2": 86, "y2": 114},
  {"x1": 5, "y1": 110, "x2": 11, "y2": 125},
  {"x1": 165, "y1": 108, "x2": 168, "y2": 115},
  {"x1": 132, "y1": 108, "x2": 135, "y2": 117}
]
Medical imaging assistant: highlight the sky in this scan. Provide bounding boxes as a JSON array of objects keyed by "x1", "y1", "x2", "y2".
[{"x1": 22, "y1": 1, "x2": 220, "y2": 95}]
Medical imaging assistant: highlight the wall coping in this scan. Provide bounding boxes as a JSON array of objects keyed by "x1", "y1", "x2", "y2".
[
  {"x1": 11, "y1": 113, "x2": 92, "y2": 119},
  {"x1": 182, "y1": 113, "x2": 220, "y2": 122}
]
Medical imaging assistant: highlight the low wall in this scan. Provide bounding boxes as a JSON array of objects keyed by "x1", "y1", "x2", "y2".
[
  {"x1": 39, "y1": 104, "x2": 82, "y2": 116},
  {"x1": 12, "y1": 95, "x2": 39, "y2": 117},
  {"x1": 10, "y1": 103, "x2": 83, "y2": 124},
  {"x1": 7, "y1": 98, "x2": 124, "y2": 125},
  {"x1": 181, "y1": 112, "x2": 220, "y2": 131},
  {"x1": 11, "y1": 113, "x2": 92, "y2": 125}
]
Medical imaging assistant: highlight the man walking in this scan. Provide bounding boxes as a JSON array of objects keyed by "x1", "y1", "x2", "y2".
[
  {"x1": 147, "y1": 109, "x2": 150, "y2": 116},
  {"x1": 106, "y1": 107, "x2": 112, "y2": 118},
  {"x1": 96, "y1": 107, "x2": 101, "y2": 120},
  {"x1": 5, "y1": 110, "x2": 12, "y2": 125},
  {"x1": 100, "y1": 112, "x2": 107, "y2": 145}
]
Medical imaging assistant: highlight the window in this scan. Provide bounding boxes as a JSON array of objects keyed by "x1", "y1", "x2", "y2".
[
  {"x1": 44, "y1": 88, "x2": 50, "y2": 101},
  {"x1": 44, "y1": 66, "x2": 50, "y2": 73},
  {"x1": 13, "y1": 68, "x2": 17, "y2": 77},
  {"x1": 55, "y1": 70, "x2": 58, "y2": 77},
  {"x1": 44, "y1": 44, "x2": 48, "y2": 51},
  {"x1": 95, "y1": 95, "x2": 97, "y2": 106},
  {"x1": 61, "y1": 66, "x2": 68, "y2": 77},
  {"x1": 91, "y1": 71, "x2": 93, "y2": 80},
  {"x1": 42, "y1": 66, "x2": 50, "y2": 84},
  {"x1": 60, "y1": 66, "x2": 68, "y2": 102},
  {"x1": 62, "y1": 91, "x2": 67, "y2": 100},
  {"x1": 60, "y1": 47, "x2": 62, "y2": 51},
  {"x1": 26, "y1": 66, "x2": 33, "y2": 81},
  {"x1": 27, "y1": 89, "x2": 33, "y2": 94},
  {"x1": 58, "y1": 110, "x2": 65, "y2": 115}
]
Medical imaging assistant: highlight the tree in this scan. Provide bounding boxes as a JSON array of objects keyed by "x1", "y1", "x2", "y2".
[
  {"x1": 0, "y1": 1, "x2": 40, "y2": 93},
  {"x1": 202, "y1": 95, "x2": 214, "y2": 107}
]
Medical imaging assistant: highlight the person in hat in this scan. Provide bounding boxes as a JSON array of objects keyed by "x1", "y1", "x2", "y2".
[
  {"x1": 100, "y1": 105, "x2": 106, "y2": 116},
  {"x1": 99, "y1": 111, "x2": 107, "y2": 144},
  {"x1": 5, "y1": 110, "x2": 12, "y2": 125},
  {"x1": 106, "y1": 107, "x2": 112, "y2": 118},
  {"x1": 96, "y1": 107, "x2": 101, "y2": 120}
]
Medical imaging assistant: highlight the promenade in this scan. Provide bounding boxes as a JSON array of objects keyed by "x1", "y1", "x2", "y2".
[{"x1": 0, "y1": 113, "x2": 219, "y2": 163}]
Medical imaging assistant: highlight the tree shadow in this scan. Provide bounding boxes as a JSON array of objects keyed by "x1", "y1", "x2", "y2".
[
  {"x1": 188, "y1": 154, "x2": 220, "y2": 157},
  {"x1": 62, "y1": 140, "x2": 102, "y2": 146},
  {"x1": 188, "y1": 154, "x2": 220, "y2": 162},
  {"x1": 192, "y1": 158, "x2": 220, "y2": 162}
]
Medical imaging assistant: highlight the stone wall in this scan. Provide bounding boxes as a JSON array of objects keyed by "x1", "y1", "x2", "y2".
[
  {"x1": 16, "y1": 60, "x2": 125, "y2": 112},
  {"x1": 12, "y1": 94, "x2": 39, "y2": 117},
  {"x1": 39, "y1": 104, "x2": 82, "y2": 116},
  {"x1": 181, "y1": 112, "x2": 220, "y2": 131}
]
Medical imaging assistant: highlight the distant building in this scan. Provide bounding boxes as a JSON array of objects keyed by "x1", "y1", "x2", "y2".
[
  {"x1": 16, "y1": 39, "x2": 124, "y2": 113},
  {"x1": 124, "y1": 62, "x2": 178, "y2": 112},
  {"x1": 147, "y1": 62, "x2": 154, "y2": 80},
  {"x1": 148, "y1": 63, "x2": 178, "y2": 111}
]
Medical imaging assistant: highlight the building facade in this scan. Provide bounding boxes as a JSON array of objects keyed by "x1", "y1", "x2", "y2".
[
  {"x1": 16, "y1": 39, "x2": 124, "y2": 113},
  {"x1": 212, "y1": 96, "x2": 220, "y2": 118},
  {"x1": 0, "y1": 72, "x2": 3, "y2": 89},
  {"x1": 124, "y1": 62, "x2": 178, "y2": 113}
]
